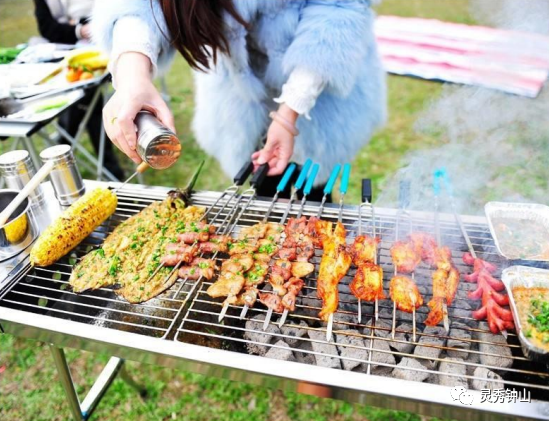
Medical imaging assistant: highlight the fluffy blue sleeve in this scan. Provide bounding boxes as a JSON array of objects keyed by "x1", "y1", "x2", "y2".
[
  {"x1": 91, "y1": 0, "x2": 174, "y2": 72},
  {"x1": 282, "y1": 0, "x2": 376, "y2": 96}
]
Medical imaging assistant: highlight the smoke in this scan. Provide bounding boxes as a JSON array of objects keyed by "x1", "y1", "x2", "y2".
[{"x1": 375, "y1": 0, "x2": 549, "y2": 215}]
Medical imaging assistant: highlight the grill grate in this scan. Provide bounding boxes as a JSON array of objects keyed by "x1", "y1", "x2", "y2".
[{"x1": 1, "y1": 187, "x2": 548, "y2": 405}]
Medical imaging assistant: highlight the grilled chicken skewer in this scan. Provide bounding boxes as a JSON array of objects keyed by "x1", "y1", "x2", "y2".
[{"x1": 322, "y1": 164, "x2": 352, "y2": 341}]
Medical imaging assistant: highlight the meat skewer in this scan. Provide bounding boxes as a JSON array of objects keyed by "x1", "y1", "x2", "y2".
[
  {"x1": 147, "y1": 160, "x2": 256, "y2": 291},
  {"x1": 436, "y1": 167, "x2": 511, "y2": 338},
  {"x1": 262, "y1": 164, "x2": 320, "y2": 329},
  {"x1": 389, "y1": 180, "x2": 421, "y2": 342},
  {"x1": 431, "y1": 170, "x2": 451, "y2": 332},
  {"x1": 353, "y1": 178, "x2": 381, "y2": 323},
  {"x1": 277, "y1": 165, "x2": 341, "y2": 328},
  {"x1": 322, "y1": 163, "x2": 352, "y2": 341}
]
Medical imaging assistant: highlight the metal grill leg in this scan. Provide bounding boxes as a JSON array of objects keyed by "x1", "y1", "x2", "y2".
[
  {"x1": 49, "y1": 345, "x2": 83, "y2": 421},
  {"x1": 119, "y1": 363, "x2": 148, "y2": 398}
]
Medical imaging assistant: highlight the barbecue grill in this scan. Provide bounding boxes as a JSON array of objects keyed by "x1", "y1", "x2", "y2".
[{"x1": 1, "y1": 180, "x2": 548, "y2": 421}]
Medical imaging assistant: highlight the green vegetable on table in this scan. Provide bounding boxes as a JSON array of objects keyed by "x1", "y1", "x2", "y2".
[
  {"x1": 33, "y1": 98, "x2": 69, "y2": 113},
  {"x1": 0, "y1": 46, "x2": 25, "y2": 64}
]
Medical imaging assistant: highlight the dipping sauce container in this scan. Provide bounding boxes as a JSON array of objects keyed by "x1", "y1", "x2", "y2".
[
  {"x1": 39, "y1": 145, "x2": 85, "y2": 206},
  {"x1": 135, "y1": 111, "x2": 181, "y2": 170}
]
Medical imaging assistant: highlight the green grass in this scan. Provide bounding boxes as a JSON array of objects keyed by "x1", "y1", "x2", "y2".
[{"x1": 0, "y1": 0, "x2": 470, "y2": 420}]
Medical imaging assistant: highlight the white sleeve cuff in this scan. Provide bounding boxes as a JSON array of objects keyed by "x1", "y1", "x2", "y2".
[
  {"x1": 274, "y1": 68, "x2": 326, "y2": 120},
  {"x1": 109, "y1": 16, "x2": 159, "y2": 87},
  {"x1": 75, "y1": 23, "x2": 83, "y2": 40}
]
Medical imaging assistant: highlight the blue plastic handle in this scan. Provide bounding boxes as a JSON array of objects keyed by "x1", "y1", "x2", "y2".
[
  {"x1": 439, "y1": 167, "x2": 454, "y2": 197},
  {"x1": 276, "y1": 163, "x2": 296, "y2": 192},
  {"x1": 304, "y1": 164, "x2": 320, "y2": 196},
  {"x1": 340, "y1": 163, "x2": 351, "y2": 194},
  {"x1": 295, "y1": 159, "x2": 312, "y2": 190},
  {"x1": 433, "y1": 169, "x2": 443, "y2": 197},
  {"x1": 323, "y1": 164, "x2": 341, "y2": 196}
]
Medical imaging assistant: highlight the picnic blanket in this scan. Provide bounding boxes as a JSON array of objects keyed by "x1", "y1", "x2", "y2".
[{"x1": 375, "y1": 16, "x2": 549, "y2": 97}]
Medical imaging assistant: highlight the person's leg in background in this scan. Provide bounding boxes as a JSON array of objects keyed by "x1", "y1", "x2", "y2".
[{"x1": 58, "y1": 88, "x2": 125, "y2": 180}]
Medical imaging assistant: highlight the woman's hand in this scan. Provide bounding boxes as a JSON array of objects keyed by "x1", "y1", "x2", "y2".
[
  {"x1": 103, "y1": 52, "x2": 175, "y2": 164},
  {"x1": 252, "y1": 104, "x2": 298, "y2": 176}
]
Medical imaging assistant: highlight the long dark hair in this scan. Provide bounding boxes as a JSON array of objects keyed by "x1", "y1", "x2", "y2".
[{"x1": 157, "y1": 0, "x2": 247, "y2": 71}]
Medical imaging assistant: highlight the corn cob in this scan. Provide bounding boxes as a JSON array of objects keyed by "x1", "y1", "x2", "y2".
[{"x1": 30, "y1": 188, "x2": 118, "y2": 267}]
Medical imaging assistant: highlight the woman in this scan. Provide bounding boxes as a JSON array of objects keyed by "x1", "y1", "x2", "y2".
[{"x1": 93, "y1": 0, "x2": 386, "y2": 199}]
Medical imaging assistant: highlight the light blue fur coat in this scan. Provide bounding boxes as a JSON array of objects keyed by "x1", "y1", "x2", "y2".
[{"x1": 93, "y1": 0, "x2": 386, "y2": 184}]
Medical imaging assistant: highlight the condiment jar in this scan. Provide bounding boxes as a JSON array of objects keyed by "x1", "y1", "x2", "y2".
[
  {"x1": 0, "y1": 150, "x2": 45, "y2": 208},
  {"x1": 39, "y1": 145, "x2": 85, "y2": 206},
  {"x1": 135, "y1": 111, "x2": 181, "y2": 170}
]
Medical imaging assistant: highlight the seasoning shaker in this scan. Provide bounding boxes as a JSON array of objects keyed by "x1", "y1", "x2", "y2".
[
  {"x1": 39, "y1": 145, "x2": 85, "y2": 206},
  {"x1": 135, "y1": 111, "x2": 181, "y2": 170},
  {"x1": 0, "y1": 150, "x2": 46, "y2": 208}
]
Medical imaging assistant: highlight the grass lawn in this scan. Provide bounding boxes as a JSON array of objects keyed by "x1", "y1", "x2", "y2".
[{"x1": 0, "y1": 0, "x2": 471, "y2": 420}]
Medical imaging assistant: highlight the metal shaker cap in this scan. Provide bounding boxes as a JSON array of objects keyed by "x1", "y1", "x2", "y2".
[
  {"x1": 135, "y1": 111, "x2": 181, "y2": 170},
  {"x1": 0, "y1": 150, "x2": 30, "y2": 169},
  {"x1": 0, "y1": 150, "x2": 46, "y2": 208},
  {"x1": 40, "y1": 145, "x2": 85, "y2": 206}
]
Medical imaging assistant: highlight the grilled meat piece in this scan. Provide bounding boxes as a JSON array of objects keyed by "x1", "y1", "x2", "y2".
[
  {"x1": 228, "y1": 238, "x2": 258, "y2": 255},
  {"x1": 160, "y1": 244, "x2": 199, "y2": 266},
  {"x1": 350, "y1": 262, "x2": 385, "y2": 302},
  {"x1": 207, "y1": 272, "x2": 245, "y2": 298},
  {"x1": 257, "y1": 238, "x2": 278, "y2": 256},
  {"x1": 281, "y1": 277, "x2": 305, "y2": 311},
  {"x1": 253, "y1": 253, "x2": 273, "y2": 263},
  {"x1": 291, "y1": 261, "x2": 315, "y2": 278},
  {"x1": 390, "y1": 241, "x2": 422, "y2": 274},
  {"x1": 389, "y1": 275, "x2": 424, "y2": 313},
  {"x1": 316, "y1": 222, "x2": 352, "y2": 321},
  {"x1": 178, "y1": 265, "x2": 215, "y2": 280},
  {"x1": 273, "y1": 259, "x2": 292, "y2": 279},
  {"x1": 240, "y1": 287, "x2": 259, "y2": 307},
  {"x1": 221, "y1": 254, "x2": 254, "y2": 274},
  {"x1": 433, "y1": 246, "x2": 453, "y2": 271},
  {"x1": 462, "y1": 252, "x2": 497, "y2": 274},
  {"x1": 350, "y1": 235, "x2": 380, "y2": 266},
  {"x1": 259, "y1": 292, "x2": 284, "y2": 313},
  {"x1": 177, "y1": 231, "x2": 210, "y2": 244},
  {"x1": 408, "y1": 232, "x2": 437, "y2": 263},
  {"x1": 244, "y1": 262, "x2": 269, "y2": 286},
  {"x1": 278, "y1": 247, "x2": 297, "y2": 260},
  {"x1": 296, "y1": 240, "x2": 315, "y2": 262}
]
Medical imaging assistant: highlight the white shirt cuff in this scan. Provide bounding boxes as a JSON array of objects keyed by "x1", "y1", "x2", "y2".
[
  {"x1": 75, "y1": 23, "x2": 83, "y2": 40},
  {"x1": 274, "y1": 68, "x2": 326, "y2": 120},
  {"x1": 109, "y1": 16, "x2": 159, "y2": 87}
]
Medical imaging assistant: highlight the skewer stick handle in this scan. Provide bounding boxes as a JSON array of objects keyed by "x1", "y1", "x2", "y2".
[
  {"x1": 340, "y1": 163, "x2": 351, "y2": 195},
  {"x1": 239, "y1": 305, "x2": 249, "y2": 320},
  {"x1": 0, "y1": 160, "x2": 54, "y2": 226},
  {"x1": 412, "y1": 306, "x2": 417, "y2": 342},
  {"x1": 357, "y1": 299, "x2": 362, "y2": 324},
  {"x1": 295, "y1": 159, "x2": 312, "y2": 191},
  {"x1": 324, "y1": 165, "x2": 341, "y2": 196},
  {"x1": 375, "y1": 298, "x2": 379, "y2": 321},
  {"x1": 303, "y1": 164, "x2": 320, "y2": 196},
  {"x1": 278, "y1": 310, "x2": 289, "y2": 328},
  {"x1": 276, "y1": 164, "x2": 296, "y2": 193},
  {"x1": 218, "y1": 301, "x2": 230, "y2": 322},
  {"x1": 233, "y1": 161, "x2": 254, "y2": 186},
  {"x1": 391, "y1": 301, "x2": 397, "y2": 339},
  {"x1": 326, "y1": 313, "x2": 334, "y2": 342},
  {"x1": 442, "y1": 301, "x2": 450, "y2": 333},
  {"x1": 263, "y1": 308, "x2": 273, "y2": 330}
]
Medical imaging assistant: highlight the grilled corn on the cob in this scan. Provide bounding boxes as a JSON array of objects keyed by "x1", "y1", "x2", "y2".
[{"x1": 30, "y1": 188, "x2": 117, "y2": 267}]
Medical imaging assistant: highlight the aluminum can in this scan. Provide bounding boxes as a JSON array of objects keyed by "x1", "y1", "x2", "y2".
[
  {"x1": 135, "y1": 111, "x2": 181, "y2": 170},
  {"x1": 0, "y1": 150, "x2": 46, "y2": 208},
  {"x1": 39, "y1": 145, "x2": 85, "y2": 206}
]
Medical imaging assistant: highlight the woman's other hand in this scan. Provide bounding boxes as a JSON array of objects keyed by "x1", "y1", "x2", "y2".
[
  {"x1": 252, "y1": 104, "x2": 298, "y2": 176},
  {"x1": 103, "y1": 52, "x2": 175, "y2": 164}
]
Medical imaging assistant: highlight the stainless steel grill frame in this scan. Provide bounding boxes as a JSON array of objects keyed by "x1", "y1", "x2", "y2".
[{"x1": 1, "y1": 181, "x2": 548, "y2": 421}]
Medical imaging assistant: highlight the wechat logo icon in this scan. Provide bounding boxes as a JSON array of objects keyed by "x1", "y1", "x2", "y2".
[{"x1": 450, "y1": 386, "x2": 474, "y2": 406}]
